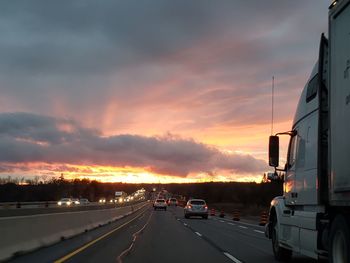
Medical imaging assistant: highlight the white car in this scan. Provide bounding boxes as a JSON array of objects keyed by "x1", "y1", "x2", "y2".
[
  {"x1": 153, "y1": 199, "x2": 167, "y2": 210},
  {"x1": 57, "y1": 198, "x2": 72, "y2": 206},
  {"x1": 71, "y1": 198, "x2": 80, "y2": 205},
  {"x1": 79, "y1": 198, "x2": 89, "y2": 205},
  {"x1": 184, "y1": 199, "x2": 208, "y2": 219}
]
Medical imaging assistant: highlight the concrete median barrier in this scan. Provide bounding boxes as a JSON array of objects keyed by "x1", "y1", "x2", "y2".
[{"x1": 0, "y1": 201, "x2": 148, "y2": 261}]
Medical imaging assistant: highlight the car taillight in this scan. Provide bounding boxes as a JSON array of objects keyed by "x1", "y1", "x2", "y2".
[
  {"x1": 204, "y1": 205, "x2": 208, "y2": 209},
  {"x1": 188, "y1": 205, "x2": 192, "y2": 209}
]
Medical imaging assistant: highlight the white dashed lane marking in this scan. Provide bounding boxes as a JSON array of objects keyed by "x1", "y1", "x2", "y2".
[
  {"x1": 239, "y1": 226, "x2": 248, "y2": 229},
  {"x1": 254, "y1": 230, "x2": 265, "y2": 234},
  {"x1": 228, "y1": 223, "x2": 235, "y2": 226},
  {"x1": 223, "y1": 252, "x2": 242, "y2": 263},
  {"x1": 195, "y1": 232, "x2": 202, "y2": 237}
]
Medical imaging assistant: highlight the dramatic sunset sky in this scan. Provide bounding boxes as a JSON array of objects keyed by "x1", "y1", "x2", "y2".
[{"x1": 0, "y1": 1, "x2": 330, "y2": 183}]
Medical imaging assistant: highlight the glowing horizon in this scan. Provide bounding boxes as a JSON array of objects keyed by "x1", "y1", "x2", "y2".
[{"x1": 0, "y1": 159, "x2": 266, "y2": 184}]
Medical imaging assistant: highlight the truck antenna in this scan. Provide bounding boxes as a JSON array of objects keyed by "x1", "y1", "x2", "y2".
[{"x1": 271, "y1": 76, "x2": 274, "y2": 135}]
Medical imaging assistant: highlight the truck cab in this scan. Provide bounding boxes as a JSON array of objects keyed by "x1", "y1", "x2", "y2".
[
  {"x1": 265, "y1": 1, "x2": 350, "y2": 262},
  {"x1": 266, "y1": 62, "x2": 324, "y2": 260}
]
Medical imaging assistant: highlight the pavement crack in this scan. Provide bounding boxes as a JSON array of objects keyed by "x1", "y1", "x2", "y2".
[{"x1": 116, "y1": 209, "x2": 153, "y2": 263}]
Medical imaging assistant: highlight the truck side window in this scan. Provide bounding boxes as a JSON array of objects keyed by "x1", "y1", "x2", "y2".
[
  {"x1": 306, "y1": 74, "x2": 318, "y2": 102},
  {"x1": 288, "y1": 135, "x2": 298, "y2": 167}
]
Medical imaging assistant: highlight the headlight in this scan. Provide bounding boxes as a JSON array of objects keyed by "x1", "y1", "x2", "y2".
[
  {"x1": 67, "y1": 201, "x2": 71, "y2": 206},
  {"x1": 58, "y1": 201, "x2": 62, "y2": 205},
  {"x1": 119, "y1": 198, "x2": 123, "y2": 203},
  {"x1": 75, "y1": 201, "x2": 80, "y2": 205}
]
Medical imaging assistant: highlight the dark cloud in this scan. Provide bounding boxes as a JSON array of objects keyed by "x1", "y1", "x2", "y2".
[
  {"x1": 0, "y1": 0, "x2": 328, "y2": 80},
  {"x1": 0, "y1": 0, "x2": 305, "y2": 75},
  {"x1": 0, "y1": 113, "x2": 266, "y2": 176},
  {"x1": 0, "y1": 112, "x2": 98, "y2": 144}
]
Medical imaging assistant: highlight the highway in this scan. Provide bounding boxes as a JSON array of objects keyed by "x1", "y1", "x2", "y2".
[{"x1": 9, "y1": 205, "x2": 326, "y2": 263}]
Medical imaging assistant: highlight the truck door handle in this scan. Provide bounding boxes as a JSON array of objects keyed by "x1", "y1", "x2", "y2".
[{"x1": 283, "y1": 210, "x2": 291, "y2": 215}]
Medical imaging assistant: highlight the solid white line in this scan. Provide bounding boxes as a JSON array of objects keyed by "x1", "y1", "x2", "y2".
[
  {"x1": 254, "y1": 230, "x2": 265, "y2": 234},
  {"x1": 239, "y1": 226, "x2": 248, "y2": 229},
  {"x1": 195, "y1": 232, "x2": 202, "y2": 237},
  {"x1": 228, "y1": 222, "x2": 235, "y2": 226},
  {"x1": 223, "y1": 252, "x2": 242, "y2": 263}
]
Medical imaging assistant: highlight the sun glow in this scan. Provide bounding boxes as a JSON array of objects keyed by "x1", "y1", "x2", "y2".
[{"x1": 0, "y1": 162, "x2": 263, "y2": 184}]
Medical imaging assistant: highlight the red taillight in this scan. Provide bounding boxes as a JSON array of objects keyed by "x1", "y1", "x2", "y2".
[
  {"x1": 188, "y1": 205, "x2": 192, "y2": 209},
  {"x1": 204, "y1": 205, "x2": 208, "y2": 209}
]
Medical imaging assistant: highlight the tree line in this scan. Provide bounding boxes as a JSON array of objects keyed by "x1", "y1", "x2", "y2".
[{"x1": 0, "y1": 177, "x2": 283, "y2": 207}]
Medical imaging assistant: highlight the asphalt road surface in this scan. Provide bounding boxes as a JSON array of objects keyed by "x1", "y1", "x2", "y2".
[{"x1": 9, "y1": 205, "x2": 326, "y2": 263}]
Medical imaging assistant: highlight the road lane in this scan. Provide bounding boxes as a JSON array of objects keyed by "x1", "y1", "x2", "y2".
[
  {"x1": 181, "y1": 214, "x2": 274, "y2": 262},
  {"x1": 124, "y1": 207, "x2": 230, "y2": 263},
  {"x1": 173, "y1": 207, "x2": 325, "y2": 263},
  {"x1": 62, "y1": 208, "x2": 153, "y2": 263}
]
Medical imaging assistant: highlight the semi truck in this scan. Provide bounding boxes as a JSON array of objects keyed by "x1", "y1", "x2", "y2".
[{"x1": 266, "y1": 0, "x2": 350, "y2": 262}]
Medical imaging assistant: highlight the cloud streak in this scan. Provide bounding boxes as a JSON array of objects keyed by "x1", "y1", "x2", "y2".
[{"x1": 0, "y1": 113, "x2": 266, "y2": 177}]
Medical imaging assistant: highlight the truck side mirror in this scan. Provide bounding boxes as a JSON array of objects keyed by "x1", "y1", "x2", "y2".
[{"x1": 269, "y1": 136, "x2": 279, "y2": 167}]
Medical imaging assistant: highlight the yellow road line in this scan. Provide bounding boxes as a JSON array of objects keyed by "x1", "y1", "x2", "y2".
[{"x1": 54, "y1": 205, "x2": 148, "y2": 263}]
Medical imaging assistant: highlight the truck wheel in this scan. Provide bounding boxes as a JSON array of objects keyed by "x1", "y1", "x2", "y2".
[
  {"x1": 272, "y1": 217, "x2": 292, "y2": 262},
  {"x1": 329, "y1": 215, "x2": 350, "y2": 263}
]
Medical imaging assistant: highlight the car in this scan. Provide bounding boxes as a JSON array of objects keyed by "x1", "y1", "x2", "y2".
[
  {"x1": 167, "y1": 198, "x2": 178, "y2": 206},
  {"x1": 71, "y1": 198, "x2": 80, "y2": 205},
  {"x1": 184, "y1": 199, "x2": 208, "y2": 219},
  {"x1": 99, "y1": 198, "x2": 106, "y2": 203},
  {"x1": 79, "y1": 198, "x2": 89, "y2": 205},
  {"x1": 153, "y1": 199, "x2": 167, "y2": 210},
  {"x1": 57, "y1": 198, "x2": 72, "y2": 206}
]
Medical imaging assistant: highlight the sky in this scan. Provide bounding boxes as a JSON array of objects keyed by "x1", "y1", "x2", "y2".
[{"x1": 0, "y1": 0, "x2": 330, "y2": 183}]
